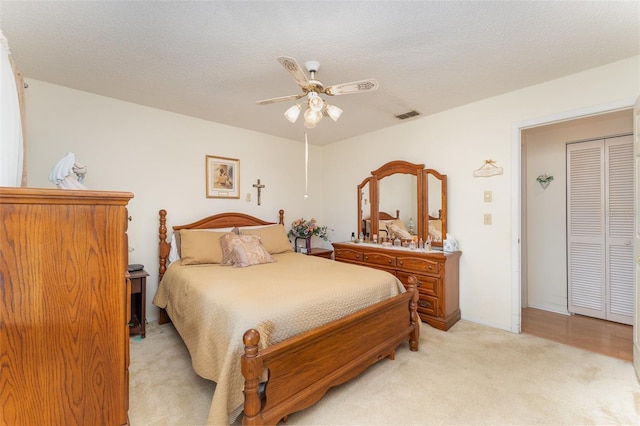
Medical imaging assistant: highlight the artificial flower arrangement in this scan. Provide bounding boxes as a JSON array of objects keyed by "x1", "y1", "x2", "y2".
[{"x1": 288, "y1": 218, "x2": 329, "y2": 241}]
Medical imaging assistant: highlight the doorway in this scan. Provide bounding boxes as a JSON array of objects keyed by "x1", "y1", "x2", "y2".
[{"x1": 517, "y1": 108, "x2": 634, "y2": 354}]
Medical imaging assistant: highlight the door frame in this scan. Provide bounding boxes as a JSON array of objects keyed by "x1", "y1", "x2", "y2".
[{"x1": 510, "y1": 97, "x2": 636, "y2": 334}]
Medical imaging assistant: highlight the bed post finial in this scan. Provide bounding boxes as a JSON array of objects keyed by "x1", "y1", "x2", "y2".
[
  {"x1": 278, "y1": 209, "x2": 284, "y2": 225},
  {"x1": 159, "y1": 209, "x2": 169, "y2": 280},
  {"x1": 242, "y1": 329, "x2": 263, "y2": 424},
  {"x1": 406, "y1": 275, "x2": 420, "y2": 351}
]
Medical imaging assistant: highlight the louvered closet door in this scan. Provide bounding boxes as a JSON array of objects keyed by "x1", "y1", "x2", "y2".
[
  {"x1": 567, "y1": 135, "x2": 634, "y2": 325},
  {"x1": 605, "y1": 135, "x2": 634, "y2": 324},
  {"x1": 568, "y1": 140, "x2": 606, "y2": 319}
]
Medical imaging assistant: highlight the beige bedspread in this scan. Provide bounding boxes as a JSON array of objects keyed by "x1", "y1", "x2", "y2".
[{"x1": 152, "y1": 251, "x2": 404, "y2": 425}]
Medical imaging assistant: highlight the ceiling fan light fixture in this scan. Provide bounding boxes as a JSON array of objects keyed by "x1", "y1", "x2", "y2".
[
  {"x1": 308, "y1": 92, "x2": 324, "y2": 112},
  {"x1": 284, "y1": 104, "x2": 301, "y2": 123},
  {"x1": 325, "y1": 104, "x2": 343, "y2": 122},
  {"x1": 257, "y1": 56, "x2": 377, "y2": 129},
  {"x1": 304, "y1": 107, "x2": 322, "y2": 127}
]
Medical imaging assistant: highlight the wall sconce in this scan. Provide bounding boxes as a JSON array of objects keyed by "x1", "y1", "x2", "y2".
[{"x1": 536, "y1": 173, "x2": 554, "y2": 189}]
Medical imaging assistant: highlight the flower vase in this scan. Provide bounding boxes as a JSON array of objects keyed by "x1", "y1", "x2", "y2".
[{"x1": 294, "y1": 237, "x2": 312, "y2": 254}]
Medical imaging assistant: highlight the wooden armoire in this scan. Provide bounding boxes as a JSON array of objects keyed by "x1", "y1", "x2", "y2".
[{"x1": 0, "y1": 187, "x2": 133, "y2": 425}]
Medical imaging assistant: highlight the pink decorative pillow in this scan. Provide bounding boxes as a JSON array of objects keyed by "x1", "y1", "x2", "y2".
[
  {"x1": 219, "y1": 233, "x2": 275, "y2": 267},
  {"x1": 387, "y1": 222, "x2": 412, "y2": 239}
]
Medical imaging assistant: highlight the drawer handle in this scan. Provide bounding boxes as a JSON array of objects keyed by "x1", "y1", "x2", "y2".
[
  {"x1": 364, "y1": 256, "x2": 368, "y2": 260},
  {"x1": 418, "y1": 300, "x2": 431, "y2": 308},
  {"x1": 428, "y1": 266, "x2": 433, "y2": 270},
  {"x1": 399, "y1": 261, "x2": 403, "y2": 265},
  {"x1": 388, "y1": 259, "x2": 392, "y2": 264}
]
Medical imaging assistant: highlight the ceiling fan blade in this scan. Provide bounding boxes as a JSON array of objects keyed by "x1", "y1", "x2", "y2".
[
  {"x1": 277, "y1": 56, "x2": 310, "y2": 88},
  {"x1": 256, "y1": 93, "x2": 305, "y2": 105},
  {"x1": 324, "y1": 79, "x2": 379, "y2": 96}
]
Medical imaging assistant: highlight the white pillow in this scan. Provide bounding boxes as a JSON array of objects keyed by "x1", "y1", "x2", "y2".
[{"x1": 168, "y1": 233, "x2": 180, "y2": 264}]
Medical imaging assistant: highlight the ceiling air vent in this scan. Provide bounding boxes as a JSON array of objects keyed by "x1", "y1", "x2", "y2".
[{"x1": 395, "y1": 110, "x2": 420, "y2": 120}]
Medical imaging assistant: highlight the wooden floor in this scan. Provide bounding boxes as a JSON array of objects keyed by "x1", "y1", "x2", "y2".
[{"x1": 521, "y1": 308, "x2": 633, "y2": 362}]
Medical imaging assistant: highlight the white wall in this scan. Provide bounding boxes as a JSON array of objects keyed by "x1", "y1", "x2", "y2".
[
  {"x1": 22, "y1": 56, "x2": 639, "y2": 330},
  {"x1": 24, "y1": 80, "x2": 325, "y2": 321},
  {"x1": 323, "y1": 56, "x2": 639, "y2": 331},
  {"x1": 523, "y1": 110, "x2": 633, "y2": 314}
]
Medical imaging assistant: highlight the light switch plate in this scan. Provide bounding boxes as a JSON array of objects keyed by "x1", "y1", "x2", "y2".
[
  {"x1": 484, "y1": 191, "x2": 492, "y2": 202},
  {"x1": 484, "y1": 213, "x2": 492, "y2": 225}
]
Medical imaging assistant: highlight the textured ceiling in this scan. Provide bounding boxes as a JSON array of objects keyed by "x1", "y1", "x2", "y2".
[{"x1": 2, "y1": 1, "x2": 639, "y2": 145}]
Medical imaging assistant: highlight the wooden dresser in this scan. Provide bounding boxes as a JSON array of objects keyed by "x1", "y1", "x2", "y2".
[
  {"x1": 333, "y1": 242, "x2": 461, "y2": 331},
  {"x1": 0, "y1": 187, "x2": 133, "y2": 425}
]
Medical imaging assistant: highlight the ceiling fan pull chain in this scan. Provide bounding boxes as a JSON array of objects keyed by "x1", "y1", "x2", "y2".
[{"x1": 304, "y1": 131, "x2": 309, "y2": 199}]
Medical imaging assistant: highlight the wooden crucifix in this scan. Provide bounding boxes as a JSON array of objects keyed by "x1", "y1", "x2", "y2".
[{"x1": 252, "y1": 179, "x2": 265, "y2": 205}]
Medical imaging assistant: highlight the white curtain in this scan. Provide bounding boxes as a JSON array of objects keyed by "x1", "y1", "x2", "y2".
[{"x1": 0, "y1": 31, "x2": 24, "y2": 187}]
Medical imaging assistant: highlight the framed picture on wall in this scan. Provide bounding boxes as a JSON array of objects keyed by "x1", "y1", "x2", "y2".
[{"x1": 206, "y1": 155, "x2": 240, "y2": 199}]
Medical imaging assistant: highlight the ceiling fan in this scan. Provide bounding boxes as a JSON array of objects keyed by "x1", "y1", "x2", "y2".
[{"x1": 256, "y1": 56, "x2": 379, "y2": 128}]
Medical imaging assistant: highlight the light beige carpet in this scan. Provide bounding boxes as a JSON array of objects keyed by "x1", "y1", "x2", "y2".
[{"x1": 129, "y1": 320, "x2": 640, "y2": 425}]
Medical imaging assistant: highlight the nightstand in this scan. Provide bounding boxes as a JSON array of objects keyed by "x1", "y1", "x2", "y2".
[
  {"x1": 307, "y1": 247, "x2": 333, "y2": 259},
  {"x1": 129, "y1": 269, "x2": 148, "y2": 338}
]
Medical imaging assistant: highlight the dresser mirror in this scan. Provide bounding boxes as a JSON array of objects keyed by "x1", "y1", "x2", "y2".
[
  {"x1": 357, "y1": 160, "x2": 447, "y2": 247},
  {"x1": 358, "y1": 177, "x2": 372, "y2": 238},
  {"x1": 425, "y1": 168, "x2": 447, "y2": 246}
]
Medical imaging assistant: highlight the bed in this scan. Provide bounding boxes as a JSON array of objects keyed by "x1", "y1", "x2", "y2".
[{"x1": 154, "y1": 209, "x2": 419, "y2": 425}]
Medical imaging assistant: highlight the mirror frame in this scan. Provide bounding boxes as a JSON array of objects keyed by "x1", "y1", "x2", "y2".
[
  {"x1": 357, "y1": 176, "x2": 372, "y2": 239},
  {"x1": 424, "y1": 168, "x2": 447, "y2": 247},
  {"x1": 357, "y1": 160, "x2": 447, "y2": 247}
]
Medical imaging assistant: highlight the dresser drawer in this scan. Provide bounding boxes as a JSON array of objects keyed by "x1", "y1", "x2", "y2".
[
  {"x1": 335, "y1": 248, "x2": 363, "y2": 262},
  {"x1": 416, "y1": 295, "x2": 439, "y2": 317},
  {"x1": 397, "y1": 255, "x2": 440, "y2": 275},
  {"x1": 396, "y1": 271, "x2": 439, "y2": 297},
  {"x1": 363, "y1": 252, "x2": 396, "y2": 268}
]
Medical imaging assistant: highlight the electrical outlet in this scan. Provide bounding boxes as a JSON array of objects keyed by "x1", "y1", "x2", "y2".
[
  {"x1": 484, "y1": 214, "x2": 492, "y2": 225},
  {"x1": 484, "y1": 191, "x2": 492, "y2": 202}
]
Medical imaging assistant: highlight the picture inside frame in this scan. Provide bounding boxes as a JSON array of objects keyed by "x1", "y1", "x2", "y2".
[{"x1": 206, "y1": 155, "x2": 240, "y2": 198}]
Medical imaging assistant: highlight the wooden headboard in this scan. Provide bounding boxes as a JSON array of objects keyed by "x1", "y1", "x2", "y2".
[
  {"x1": 158, "y1": 209, "x2": 285, "y2": 281},
  {"x1": 378, "y1": 209, "x2": 400, "y2": 221},
  {"x1": 428, "y1": 209, "x2": 442, "y2": 221}
]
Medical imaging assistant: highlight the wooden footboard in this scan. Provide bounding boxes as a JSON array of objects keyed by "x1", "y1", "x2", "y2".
[{"x1": 242, "y1": 279, "x2": 419, "y2": 425}]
